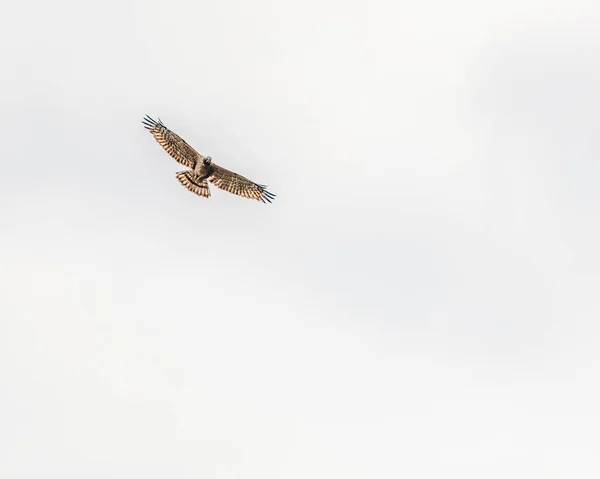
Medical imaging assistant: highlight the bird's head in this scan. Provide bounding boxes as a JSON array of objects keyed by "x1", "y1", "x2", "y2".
[{"x1": 203, "y1": 156, "x2": 212, "y2": 165}]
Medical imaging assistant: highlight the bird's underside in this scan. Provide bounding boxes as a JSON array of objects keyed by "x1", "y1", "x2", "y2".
[{"x1": 142, "y1": 115, "x2": 275, "y2": 203}]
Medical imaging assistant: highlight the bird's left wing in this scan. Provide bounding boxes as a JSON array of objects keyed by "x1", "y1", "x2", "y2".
[
  {"x1": 208, "y1": 164, "x2": 276, "y2": 203},
  {"x1": 142, "y1": 115, "x2": 204, "y2": 169}
]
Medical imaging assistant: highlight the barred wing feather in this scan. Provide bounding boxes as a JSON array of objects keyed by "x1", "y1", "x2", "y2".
[
  {"x1": 142, "y1": 115, "x2": 203, "y2": 169},
  {"x1": 209, "y1": 164, "x2": 276, "y2": 203}
]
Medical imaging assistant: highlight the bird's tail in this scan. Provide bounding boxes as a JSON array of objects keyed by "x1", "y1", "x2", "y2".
[{"x1": 176, "y1": 171, "x2": 211, "y2": 198}]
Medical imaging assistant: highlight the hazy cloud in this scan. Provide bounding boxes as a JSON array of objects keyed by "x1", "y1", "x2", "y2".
[{"x1": 2, "y1": 0, "x2": 600, "y2": 477}]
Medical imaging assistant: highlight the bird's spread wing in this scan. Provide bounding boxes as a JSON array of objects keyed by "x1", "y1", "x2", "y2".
[
  {"x1": 142, "y1": 115, "x2": 204, "y2": 169},
  {"x1": 208, "y1": 164, "x2": 276, "y2": 203},
  {"x1": 175, "y1": 171, "x2": 211, "y2": 198}
]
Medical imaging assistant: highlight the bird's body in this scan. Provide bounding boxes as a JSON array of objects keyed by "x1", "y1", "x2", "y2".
[{"x1": 142, "y1": 115, "x2": 275, "y2": 203}]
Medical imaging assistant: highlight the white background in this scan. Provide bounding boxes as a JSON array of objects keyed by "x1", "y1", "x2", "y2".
[{"x1": 2, "y1": 0, "x2": 600, "y2": 477}]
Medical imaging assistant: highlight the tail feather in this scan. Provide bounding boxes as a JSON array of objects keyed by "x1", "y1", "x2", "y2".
[{"x1": 176, "y1": 171, "x2": 211, "y2": 198}]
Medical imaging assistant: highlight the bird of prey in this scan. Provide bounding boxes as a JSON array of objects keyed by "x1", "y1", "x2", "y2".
[{"x1": 142, "y1": 115, "x2": 275, "y2": 203}]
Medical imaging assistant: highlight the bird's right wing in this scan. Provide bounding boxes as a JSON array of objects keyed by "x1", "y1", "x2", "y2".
[{"x1": 142, "y1": 115, "x2": 204, "y2": 169}]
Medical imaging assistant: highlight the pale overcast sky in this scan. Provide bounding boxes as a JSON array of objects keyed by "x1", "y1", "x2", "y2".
[{"x1": 2, "y1": 0, "x2": 600, "y2": 477}]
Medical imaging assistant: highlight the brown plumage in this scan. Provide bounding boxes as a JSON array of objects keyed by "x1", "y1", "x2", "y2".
[
  {"x1": 142, "y1": 115, "x2": 275, "y2": 203},
  {"x1": 175, "y1": 171, "x2": 211, "y2": 198}
]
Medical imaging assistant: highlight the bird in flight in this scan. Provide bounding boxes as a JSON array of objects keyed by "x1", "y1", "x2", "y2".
[{"x1": 142, "y1": 115, "x2": 275, "y2": 203}]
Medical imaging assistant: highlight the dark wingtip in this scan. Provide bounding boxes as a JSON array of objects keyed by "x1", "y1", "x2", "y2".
[
  {"x1": 142, "y1": 114, "x2": 157, "y2": 130},
  {"x1": 261, "y1": 189, "x2": 276, "y2": 203},
  {"x1": 254, "y1": 182, "x2": 275, "y2": 203}
]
